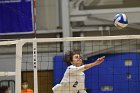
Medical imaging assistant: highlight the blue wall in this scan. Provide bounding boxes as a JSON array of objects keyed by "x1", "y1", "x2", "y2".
[{"x1": 53, "y1": 53, "x2": 140, "y2": 93}]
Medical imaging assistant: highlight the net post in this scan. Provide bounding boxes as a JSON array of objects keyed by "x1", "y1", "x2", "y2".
[
  {"x1": 33, "y1": 39, "x2": 38, "y2": 93},
  {"x1": 15, "y1": 40, "x2": 24, "y2": 93}
]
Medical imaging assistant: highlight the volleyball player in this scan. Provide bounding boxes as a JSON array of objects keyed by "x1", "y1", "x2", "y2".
[{"x1": 52, "y1": 50, "x2": 105, "y2": 93}]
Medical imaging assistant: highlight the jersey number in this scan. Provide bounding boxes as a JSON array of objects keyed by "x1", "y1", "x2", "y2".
[{"x1": 73, "y1": 81, "x2": 78, "y2": 87}]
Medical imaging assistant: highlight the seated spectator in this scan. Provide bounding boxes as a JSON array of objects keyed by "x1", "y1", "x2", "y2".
[
  {"x1": 0, "y1": 86, "x2": 9, "y2": 93},
  {"x1": 21, "y1": 81, "x2": 33, "y2": 93}
]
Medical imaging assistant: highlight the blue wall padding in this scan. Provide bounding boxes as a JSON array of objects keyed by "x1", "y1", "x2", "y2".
[
  {"x1": 53, "y1": 55, "x2": 67, "y2": 85},
  {"x1": 53, "y1": 53, "x2": 140, "y2": 93}
]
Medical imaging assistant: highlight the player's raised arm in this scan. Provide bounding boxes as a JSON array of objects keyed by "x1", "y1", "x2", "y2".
[{"x1": 84, "y1": 56, "x2": 105, "y2": 70}]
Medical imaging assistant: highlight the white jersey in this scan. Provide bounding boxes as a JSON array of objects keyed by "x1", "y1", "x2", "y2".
[{"x1": 52, "y1": 65, "x2": 87, "y2": 93}]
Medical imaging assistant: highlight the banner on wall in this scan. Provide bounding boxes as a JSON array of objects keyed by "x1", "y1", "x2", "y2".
[{"x1": 0, "y1": 0, "x2": 34, "y2": 35}]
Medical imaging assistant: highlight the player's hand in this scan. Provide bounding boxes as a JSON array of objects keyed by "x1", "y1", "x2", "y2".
[{"x1": 94, "y1": 56, "x2": 105, "y2": 65}]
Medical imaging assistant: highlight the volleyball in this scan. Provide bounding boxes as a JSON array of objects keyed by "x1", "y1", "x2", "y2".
[{"x1": 114, "y1": 13, "x2": 128, "y2": 29}]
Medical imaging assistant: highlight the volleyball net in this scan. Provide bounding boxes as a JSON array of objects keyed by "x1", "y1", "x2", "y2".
[{"x1": 0, "y1": 35, "x2": 140, "y2": 93}]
